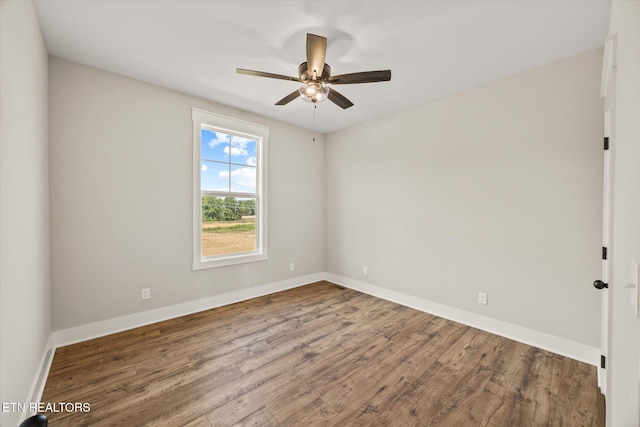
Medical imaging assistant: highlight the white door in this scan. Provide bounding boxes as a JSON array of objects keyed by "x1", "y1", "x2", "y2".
[{"x1": 598, "y1": 34, "x2": 617, "y2": 395}]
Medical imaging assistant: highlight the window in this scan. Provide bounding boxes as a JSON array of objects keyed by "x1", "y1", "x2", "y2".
[{"x1": 192, "y1": 109, "x2": 268, "y2": 269}]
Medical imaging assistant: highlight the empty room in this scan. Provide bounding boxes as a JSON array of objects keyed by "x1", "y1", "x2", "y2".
[{"x1": 1, "y1": 0, "x2": 639, "y2": 426}]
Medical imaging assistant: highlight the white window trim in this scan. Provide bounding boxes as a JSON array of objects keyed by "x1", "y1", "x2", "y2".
[{"x1": 192, "y1": 108, "x2": 268, "y2": 270}]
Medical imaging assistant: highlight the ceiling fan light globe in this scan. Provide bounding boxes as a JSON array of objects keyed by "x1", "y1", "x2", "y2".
[{"x1": 300, "y1": 82, "x2": 329, "y2": 104}]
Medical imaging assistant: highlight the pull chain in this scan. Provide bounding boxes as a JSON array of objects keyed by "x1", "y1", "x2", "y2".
[{"x1": 313, "y1": 104, "x2": 317, "y2": 142}]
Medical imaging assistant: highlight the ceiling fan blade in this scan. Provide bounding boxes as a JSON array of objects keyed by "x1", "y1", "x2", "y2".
[
  {"x1": 306, "y1": 34, "x2": 327, "y2": 80},
  {"x1": 327, "y1": 70, "x2": 392, "y2": 85},
  {"x1": 237, "y1": 68, "x2": 301, "y2": 82},
  {"x1": 275, "y1": 90, "x2": 301, "y2": 106},
  {"x1": 328, "y1": 88, "x2": 354, "y2": 109}
]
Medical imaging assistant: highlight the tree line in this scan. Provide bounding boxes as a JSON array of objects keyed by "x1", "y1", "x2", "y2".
[{"x1": 202, "y1": 196, "x2": 256, "y2": 222}]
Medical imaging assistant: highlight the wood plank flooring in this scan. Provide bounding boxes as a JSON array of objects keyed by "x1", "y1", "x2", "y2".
[{"x1": 41, "y1": 281, "x2": 605, "y2": 426}]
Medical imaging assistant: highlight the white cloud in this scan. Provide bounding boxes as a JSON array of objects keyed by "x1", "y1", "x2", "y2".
[
  {"x1": 201, "y1": 164, "x2": 208, "y2": 172},
  {"x1": 224, "y1": 146, "x2": 248, "y2": 157},
  {"x1": 218, "y1": 166, "x2": 256, "y2": 192},
  {"x1": 207, "y1": 135, "x2": 256, "y2": 164},
  {"x1": 208, "y1": 134, "x2": 230, "y2": 149},
  {"x1": 233, "y1": 136, "x2": 255, "y2": 146}
]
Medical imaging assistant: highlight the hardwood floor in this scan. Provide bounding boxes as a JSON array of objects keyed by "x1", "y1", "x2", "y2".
[{"x1": 41, "y1": 281, "x2": 605, "y2": 426}]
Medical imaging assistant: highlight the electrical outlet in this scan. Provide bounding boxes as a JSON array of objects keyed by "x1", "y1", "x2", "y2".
[
  {"x1": 478, "y1": 292, "x2": 488, "y2": 305},
  {"x1": 141, "y1": 288, "x2": 151, "y2": 300},
  {"x1": 290, "y1": 262, "x2": 295, "y2": 272},
  {"x1": 363, "y1": 266, "x2": 368, "y2": 276}
]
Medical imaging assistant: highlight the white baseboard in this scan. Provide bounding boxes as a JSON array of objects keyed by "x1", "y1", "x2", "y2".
[
  {"x1": 323, "y1": 273, "x2": 600, "y2": 366},
  {"x1": 52, "y1": 273, "x2": 324, "y2": 348},
  {"x1": 21, "y1": 333, "x2": 55, "y2": 421}
]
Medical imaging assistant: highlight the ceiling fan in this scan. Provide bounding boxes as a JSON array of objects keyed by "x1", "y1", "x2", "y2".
[{"x1": 237, "y1": 33, "x2": 391, "y2": 109}]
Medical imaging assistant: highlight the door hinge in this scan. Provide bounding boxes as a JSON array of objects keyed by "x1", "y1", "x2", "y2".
[
  {"x1": 601, "y1": 355, "x2": 606, "y2": 369},
  {"x1": 602, "y1": 247, "x2": 608, "y2": 260},
  {"x1": 604, "y1": 137, "x2": 609, "y2": 150}
]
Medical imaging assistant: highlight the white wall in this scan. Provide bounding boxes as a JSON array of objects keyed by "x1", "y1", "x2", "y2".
[
  {"x1": 325, "y1": 49, "x2": 604, "y2": 350},
  {"x1": 0, "y1": 1, "x2": 51, "y2": 426},
  {"x1": 49, "y1": 57, "x2": 324, "y2": 331},
  {"x1": 608, "y1": 2, "x2": 640, "y2": 425}
]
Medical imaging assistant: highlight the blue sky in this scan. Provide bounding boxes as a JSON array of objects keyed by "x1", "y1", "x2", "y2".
[{"x1": 201, "y1": 128, "x2": 257, "y2": 193}]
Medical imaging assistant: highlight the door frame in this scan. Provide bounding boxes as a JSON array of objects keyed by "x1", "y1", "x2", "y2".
[{"x1": 598, "y1": 33, "x2": 617, "y2": 395}]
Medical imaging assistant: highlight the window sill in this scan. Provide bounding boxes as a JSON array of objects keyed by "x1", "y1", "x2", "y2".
[{"x1": 192, "y1": 252, "x2": 268, "y2": 270}]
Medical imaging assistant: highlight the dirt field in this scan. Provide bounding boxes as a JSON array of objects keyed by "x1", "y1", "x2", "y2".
[
  {"x1": 202, "y1": 219, "x2": 251, "y2": 229},
  {"x1": 202, "y1": 232, "x2": 255, "y2": 256},
  {"x1": 201, "y1": 219, "x2": 256, "y2": 257}
]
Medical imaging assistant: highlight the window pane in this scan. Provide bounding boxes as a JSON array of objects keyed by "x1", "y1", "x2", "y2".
[
  {"x1": 201, "y1": 161, "x2": 229, "y2": 192},
  {"x1": 230, "y1": 164, "x2": 256, "y2": 193},
  {"x1": 231, "y1": 136, "x2": 257, "y2": 166},
  {"x1": 201, "y1": 196, "x2": 256, "y2": 257},
  {"x1": 201, "y1": 129, "x2": 230, "y2": 162}
]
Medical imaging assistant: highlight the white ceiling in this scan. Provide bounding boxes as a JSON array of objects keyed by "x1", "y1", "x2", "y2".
[{"x1": 34, "y1": 0, "x2": 610, "y2": 134}]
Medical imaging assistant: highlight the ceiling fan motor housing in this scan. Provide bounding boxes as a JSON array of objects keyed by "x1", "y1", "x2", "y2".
[{"x1": 299, "y1": 62, "x2": 332, "y2": 81}]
